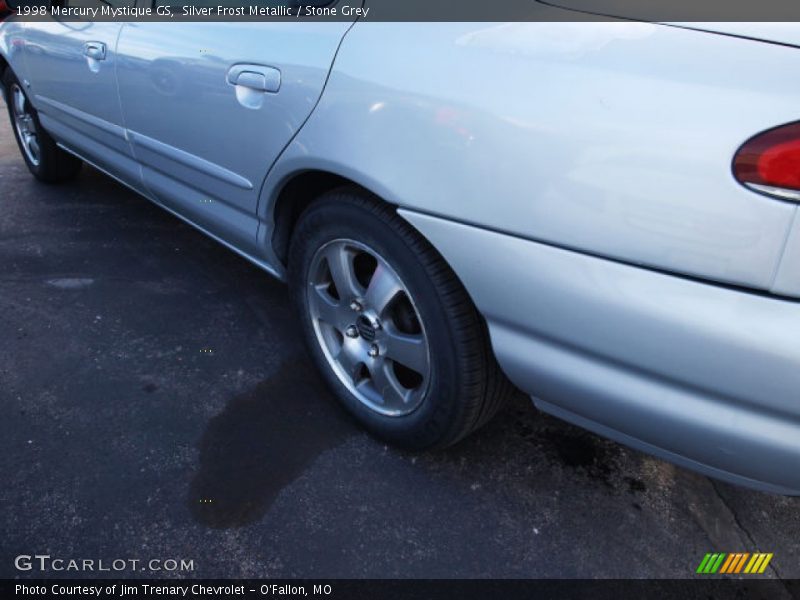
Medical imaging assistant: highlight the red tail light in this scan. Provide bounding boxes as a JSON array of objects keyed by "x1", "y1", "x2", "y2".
[{"x1": 733, "y1": 122, "x2": 800, "y2": 202}]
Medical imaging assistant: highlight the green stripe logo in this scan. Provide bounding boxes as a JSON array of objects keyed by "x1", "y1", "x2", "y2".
[{"x1": 697, "y1": 553, "x2": 726, "y2": 574}]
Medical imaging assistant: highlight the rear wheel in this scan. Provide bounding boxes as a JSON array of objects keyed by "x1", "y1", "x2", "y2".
[
  {"x1": 3, "y1": 69, "x2": 82, "y2": 183},
  {"x1": 288, "y1": 189, "x2": 513, "y2": 449}
]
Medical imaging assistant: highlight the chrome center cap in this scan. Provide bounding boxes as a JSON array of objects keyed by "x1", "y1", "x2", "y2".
[{"x1": 356, "y1": 314, "x2": 380, "y2": 342}]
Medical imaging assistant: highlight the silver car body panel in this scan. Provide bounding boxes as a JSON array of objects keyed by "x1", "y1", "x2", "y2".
[
  {"x1": 10, "y1": 18, "x2": 356, "y2": 255},
  {"x1": 264, "y1": 22, "x2": 800, "y2": 293},
  {"x1": 114, "y1": 22, "x2": 354, "y2": 254},
  {"x1": 21, "y1": 23, "x2": 147, "y2": 190},
  {"x1": 401, "y1": 210, "x2": 800, "y2": 495}
]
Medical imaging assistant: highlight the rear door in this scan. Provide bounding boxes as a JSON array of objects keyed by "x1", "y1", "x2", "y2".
[
  {"x1": 115, "y1": 7, "x2": 356, "y2": 254},
  {"x1": 22, "y1": 1, "x2": 145, "y2": 192}
]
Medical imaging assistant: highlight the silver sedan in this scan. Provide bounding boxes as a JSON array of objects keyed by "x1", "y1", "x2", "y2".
[{"x1": 2, "y1": 13, "x2": 799, "y2": 495}]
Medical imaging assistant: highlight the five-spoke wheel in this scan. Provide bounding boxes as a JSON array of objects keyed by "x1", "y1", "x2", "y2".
[
  {"x1": 10, "y1": 83, "x2": 41, "y2": 167},
  {"x1": 308, "y1": 239, "x2": 430, "y2": 416}
]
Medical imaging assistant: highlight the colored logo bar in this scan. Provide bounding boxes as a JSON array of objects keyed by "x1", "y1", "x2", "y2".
[{"x1": 696, "y1": 553, "x2": 773, "y2": 574}]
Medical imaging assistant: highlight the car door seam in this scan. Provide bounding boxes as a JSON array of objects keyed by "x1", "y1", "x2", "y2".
[
  {"x1": 253, "y1": 12, "x2": 363, "y2": 220},
  {"x1": 114, "y1": 22, "x2": 148, "y2": 191}
]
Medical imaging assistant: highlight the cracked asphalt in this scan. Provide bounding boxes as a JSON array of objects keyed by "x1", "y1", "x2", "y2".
[{"x1": 1, "y1": 100, "x2": 799, "y2": 587}]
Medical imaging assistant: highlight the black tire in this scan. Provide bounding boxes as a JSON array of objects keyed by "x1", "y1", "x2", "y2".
[
  {"x1": 288, "y1": 189, "x2": 514, "y2": 450},
  {"x1": 3, "y1": 68, "x2": 82, "y2": 183}
]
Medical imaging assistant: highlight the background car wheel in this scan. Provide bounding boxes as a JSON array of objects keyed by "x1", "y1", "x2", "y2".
[
  {"x1": 2, "y1": 68, "x2": 82, "y2": 183},
  {"x1": 288, "y1": 189, "x2": 514, "y2": 450}
]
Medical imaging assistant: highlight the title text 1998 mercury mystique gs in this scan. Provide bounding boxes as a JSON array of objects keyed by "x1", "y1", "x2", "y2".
[{"x1": 2, "y1": 6, "x2": 799, "y2": 495}]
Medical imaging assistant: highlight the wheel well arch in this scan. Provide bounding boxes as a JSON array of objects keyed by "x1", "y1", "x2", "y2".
[
  {"x1": 267, "y1": 170, "x2": 492, "y2": 355},
  {"x1": 270, "y1": 169, "x2": 396, "y2": 267}
]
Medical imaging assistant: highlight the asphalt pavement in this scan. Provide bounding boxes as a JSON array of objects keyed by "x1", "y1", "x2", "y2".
[{"x1": 1, "y1": 101, "x2": 799, "y2": 586}]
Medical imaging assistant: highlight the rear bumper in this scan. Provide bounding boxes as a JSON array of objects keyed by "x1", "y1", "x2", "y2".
[{"x1": 401, "y1": 210, "x2": 800, "y2": 495}]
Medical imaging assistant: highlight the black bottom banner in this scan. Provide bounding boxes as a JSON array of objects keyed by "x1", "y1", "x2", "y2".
[{"x1": 3, "y1": 579, "x2": 799, "y2": 600}]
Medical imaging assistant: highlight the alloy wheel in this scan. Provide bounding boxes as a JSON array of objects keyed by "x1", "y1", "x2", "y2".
[
  {"x1": 10, "y1": 83, "x2": 41, "y2": 167},
  {"x1": 307, "y1": 239, "x2": 431, "y2": 416}
]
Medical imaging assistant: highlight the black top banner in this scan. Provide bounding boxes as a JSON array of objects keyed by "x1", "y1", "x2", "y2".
[{"x1": 6, "y1": 0, "x2": 800, "y2": 22}]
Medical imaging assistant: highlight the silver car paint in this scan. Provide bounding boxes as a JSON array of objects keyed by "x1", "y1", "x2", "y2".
[
  {"x1": 401, "y1": 209, "x2": 800, "y2": 495},
  {"x1": 14, "y1": 18, "x2": 356, "y2": 255},
  {"x1": 265, "y1": 22, "x2": 799, "y2": 292},
  {"x1": 21, "y1": 23, "x2": 146, "y2": 190},
  {"x1": 114, "y1": 22, "x2": 354, "y2": 254},
  {"x1": 2, "y1": 18, "x2": 799, "y2": 493}
]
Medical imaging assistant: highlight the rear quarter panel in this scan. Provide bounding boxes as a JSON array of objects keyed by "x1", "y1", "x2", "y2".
[{"x1": 264, "y1": 22, "x2": 800, "y2": 291}]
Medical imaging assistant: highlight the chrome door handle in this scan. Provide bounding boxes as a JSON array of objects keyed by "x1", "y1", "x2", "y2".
[
  {"x1": 83, "y1": 42, "x2": 106, "y2": 61},
  {"x1": 227, "y1": 65, "x2": 281, "y2": 93}
]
